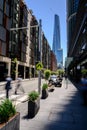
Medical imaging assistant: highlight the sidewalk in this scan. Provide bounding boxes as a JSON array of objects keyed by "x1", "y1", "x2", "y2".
[{"x1": 17, "y1": 79, "x2": 87, "y2": 130}]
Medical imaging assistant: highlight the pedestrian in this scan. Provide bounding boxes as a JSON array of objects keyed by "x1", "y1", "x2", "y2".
[
  {"x1": 65, "y1": 73, "x2": 67, "y2": 80},
  {"x1": 15, "y1": 75, "x2": 25, "y2": 94},
  {"x1": 5, "y1": 75, "x2": 12, "y2": 98},
  {"x1": 80, "y1": 75, "x2": 87, "y2": 105},
  {"x1": 64, "y1": 73, "x2": 68, "y2": 89}
]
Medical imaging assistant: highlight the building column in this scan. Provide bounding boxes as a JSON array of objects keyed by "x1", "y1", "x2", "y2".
[
  {"x1": 29, "y1": 67, "x2": 31, "y2": 78},
  {"x1": 24, "y1": 66, "x2": 26, "y2": 79},
  {"x1": 16, "y1": 62, "x2": 18, "y2": 79}
]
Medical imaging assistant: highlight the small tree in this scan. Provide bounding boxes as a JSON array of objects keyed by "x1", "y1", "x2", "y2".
[
  {"x1": 51, "y1": 71, "x2": 57, "y2": 75},
  {"x1": 11, "y1": 58, "x2": 18, "y2": 80},
  {"x1": 57, "y1": 69, "x2": 64, "y2": 76},
  {"x1": 44, "y1": 69, "x2": 51, "y2": 83}
]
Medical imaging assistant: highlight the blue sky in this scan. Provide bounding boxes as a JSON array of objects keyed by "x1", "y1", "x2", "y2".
[{"x1": 25, "y1": 0, "x2": 67, "y2": 64}]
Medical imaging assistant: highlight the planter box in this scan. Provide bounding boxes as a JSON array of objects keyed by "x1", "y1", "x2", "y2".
[
  {"x1": 0, "y1": 112, "x2": 20, "y2": 130},
  {"x1": 41, "y1": 89, "x2": 48, "y2": 99},
  {"x1": 28, "y1": 97, "x2": 40, "y2": 118}
]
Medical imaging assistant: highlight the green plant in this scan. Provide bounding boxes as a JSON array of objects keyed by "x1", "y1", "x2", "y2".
[
  {"x1": 44, "y1": 69, "x2": 51, "y2": 80},
  {"x1": 28, "y1": 91, "x2": 39, "y2": 102},
  {"x1": 0, "y1": 99, "x2": 16, "y2": 123},
  {"x1": 57, "y1": 69, "x2": 64, "y2": 76},
  {"x1": 51, "y1": 71, "x2": 57, "y2": 75},
  {"x1": 42, "y1": 83, "x2": 48, "y2": 90},
  {"x1": 81, "y1": 69, "x2": 87, "y2": 77},
  {"x1": 35, "y1": 70, "x2": 38, "y2": 77}
]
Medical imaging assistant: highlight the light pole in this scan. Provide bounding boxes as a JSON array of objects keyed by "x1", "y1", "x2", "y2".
[
  {"x1": 10, "y1": 27, "x2": 28, "y2": 31},
  {"x1": 38, "y1": 19, "x2": 42, "y2": 94},
  {"x1": 30, "y1": 19, "x2": 42, "y2": 94}
]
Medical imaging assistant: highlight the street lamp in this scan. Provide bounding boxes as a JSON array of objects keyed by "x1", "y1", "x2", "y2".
[{"x1": 10, "y1": 27, "x2": 28, "y2": 31}]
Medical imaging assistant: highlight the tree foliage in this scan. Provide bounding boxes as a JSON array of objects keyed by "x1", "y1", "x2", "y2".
[{"x1": 44, "y1": 69, "x2": 51, "y2": 80}]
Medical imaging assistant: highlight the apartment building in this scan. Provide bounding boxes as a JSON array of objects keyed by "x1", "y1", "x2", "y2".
[
  {"x1": 29, "y1": 15, "x2": 39, "y2": 77},
  {"x1": 50, "y1": 51, "x2": 57, "y2": 71},
  {"x1": 0, "y1": 0, "x2": 57, "y2": 81},
  {"x1": 17, "y1": 0, "x2": 29, "y2": 79},
  {"x1": 0, "y1": 0, "x2": 11, "y2": 81},
  {"x1": 42, "y1": 33, "x2": 51, "y2": 70},
  {"x1": 0, "y1": 0, "x2": 31, "y2": 81}
]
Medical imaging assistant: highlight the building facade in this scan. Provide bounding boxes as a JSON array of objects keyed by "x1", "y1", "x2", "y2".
[
  {"x1": 42, "y1": 33, "x2": 51, "y2": 70},
  {"x1": 0, "y1": 0, "x2": 55, "y2": 81},
  {"x1": 66, "y1": 0, "x2": 80, "y2": 56},
  {"x1": 52, "y1": 14, "x2": 63, "y2": 69},
  {"x1": 50, "y1": 51, "x2": 57, "y2": 71},
  {"x1": 66, "y1": 0, "x2": 87, "y2": 81},
  {"x1": 0, "y1": 0, "x2": 11, "y2": 81}
]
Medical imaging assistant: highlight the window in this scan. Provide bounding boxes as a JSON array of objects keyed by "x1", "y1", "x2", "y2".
[
  {"x1": 0, "y1": 0, "x2": 4, "y2": 11},
  {"x1": 0, "y1": 11, "x2": 3, "y2": 25}
]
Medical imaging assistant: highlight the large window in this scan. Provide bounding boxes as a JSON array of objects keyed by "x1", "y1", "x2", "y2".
[
  {"x1": 0, "y1": 0, "x2": 4, "y2": 11},
  {"x1": 0, "y1": 11, "x2": 3, "y2": 25}
]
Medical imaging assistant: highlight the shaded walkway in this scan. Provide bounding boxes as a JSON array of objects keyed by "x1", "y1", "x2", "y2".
[{"x1": 17, "y1": 79, "x2": 87, "y2": 130}]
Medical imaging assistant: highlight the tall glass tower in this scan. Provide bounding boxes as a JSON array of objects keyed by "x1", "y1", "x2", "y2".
[{"x1": 52, "y1": 14, "x2": 63, "y2": 68}]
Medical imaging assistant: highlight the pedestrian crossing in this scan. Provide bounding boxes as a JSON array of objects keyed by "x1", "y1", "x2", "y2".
[
  {"x1": 0, "y1": 79, "x2": 38, "y2": 106},
  {"x1": 0, "y1": 91, "x2": 28, "y2": 106}
]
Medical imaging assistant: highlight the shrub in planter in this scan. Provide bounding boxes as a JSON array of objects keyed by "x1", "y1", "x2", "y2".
[
  {"x1": 44, "y1": 69, "x2": 51, "y2": 82},
  {"x1": 28, "y1": 91, "x2": 40, "y2": 118},
  {"x1": 0, "y1": 99, "x2": 16, "y2": 123},
  {"x1": 41, "y1": 83, "x2": 48, "y2": 99},
  {"x1": 0, "y1": 99, "x2": 20, "y2": 130}
]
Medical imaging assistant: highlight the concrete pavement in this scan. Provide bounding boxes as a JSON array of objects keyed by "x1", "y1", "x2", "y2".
[{"x1": 17, "y1": 78, "x2": 87, "y2": 130}]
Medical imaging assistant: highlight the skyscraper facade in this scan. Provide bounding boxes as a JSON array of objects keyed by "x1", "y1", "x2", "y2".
[
  {"x1": 66, "y1": 0, "x2": 80, "y2": 56},
  {"x1": 52, "y1": 14, "x2": 63, "y2": 68}
]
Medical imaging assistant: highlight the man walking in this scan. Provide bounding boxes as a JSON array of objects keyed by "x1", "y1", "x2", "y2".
[{"x1": 5, "y1": 75, "x2": 12, "y2": 98}]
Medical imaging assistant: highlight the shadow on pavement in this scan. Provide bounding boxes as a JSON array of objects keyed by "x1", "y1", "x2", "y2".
[
  {"x1": 42, "y1": 79, "x2": 87, "y2": 130},
  {"x1": 17, "y1": 79, "x2": 87, "y2": 130}
]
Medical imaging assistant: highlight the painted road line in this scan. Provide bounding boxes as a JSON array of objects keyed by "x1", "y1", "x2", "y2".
[
  {"x1": 9, "y1": 94, "x2": 20, "y2": 100},
  {"x1": 16, "y1": 95, "x2": 28, "y2": 102},
  {"x1": 0, "y1": 93, "x2": 5, "y2": 98},
  {"x1": 13, "y1": 95, "x2": 28, "y2": 106}
]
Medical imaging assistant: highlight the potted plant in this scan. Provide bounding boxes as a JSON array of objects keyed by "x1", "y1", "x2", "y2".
[
  {"x1": 81, "y1": 69, "x2": 87, "y2": 77},
  {"x1": 28, "y1": 91, "x2": 40, "y2": 118},
  {"x1": 41, "y1": 83, "x2": 48, "y2": 99},
  {"x1": 44, "y1": 69, "x2": 51, "y2": 82},
  {"x1": 0, "y1": 99, "x2": 20, "y2": 130}
]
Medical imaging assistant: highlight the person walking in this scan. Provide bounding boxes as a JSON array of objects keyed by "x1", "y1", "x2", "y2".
[
  {"x1": 5, "y1": 75, "x2": 12, "y2": 98},
  {"x1": 15, "y1": 75, "x2": 25, "y2": 94},
  {"x1": 80, "y1": 75, "x2": 87, "y2": 105},
  {"x1": 64, "y1": 73, "x2": 68, "y2": 89}
]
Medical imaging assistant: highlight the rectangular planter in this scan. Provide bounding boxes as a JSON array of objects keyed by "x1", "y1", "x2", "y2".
[
  {"x1": 0, "y1": 112, "x2": 20, "y2": 130},
  {"x1": 41, "y1": 89, "x2": 48, "y2": 99},
  {"x1": 28, "y1": 97, "x2": 40, "y2": 118}
]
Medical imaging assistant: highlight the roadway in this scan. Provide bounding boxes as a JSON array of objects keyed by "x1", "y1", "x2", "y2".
[{"x1": 0, "y1": 78, "x2": 45, "y2": 106}]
